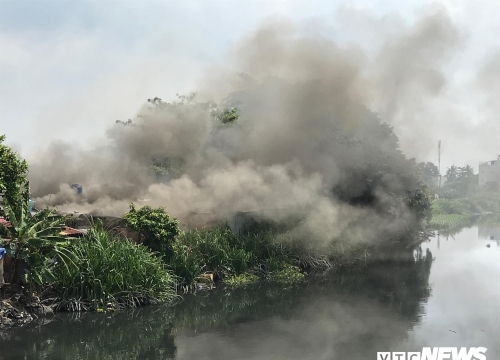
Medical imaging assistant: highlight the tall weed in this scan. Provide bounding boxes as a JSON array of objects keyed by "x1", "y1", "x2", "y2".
[{"x1": 56, "y1": 221, "x2": 177, "y2": 310}]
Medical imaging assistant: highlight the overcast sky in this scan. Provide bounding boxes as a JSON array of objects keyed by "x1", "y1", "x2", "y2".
[{"x1": 1, "y1": 0, "x2": 500, "y2": 170}]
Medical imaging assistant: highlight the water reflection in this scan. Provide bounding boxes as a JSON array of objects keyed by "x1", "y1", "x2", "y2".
[
  {"x1": 478, "y1": 226, "x2": 500, "y2": 246},
  {"x1": 1, "y1": 247, "x2": 433, "y2": 360},
  {"x1": 476, "y1": 214, "x2": 500, "y2": 246},
  {"x1": 403, "y1": 226, "x2": 500, "y2": 356},
  {"x1": 5, "y1": 225, "x2": 499, "y2": 359},
  {"x1": 173, "y1": 253, "x2": 433, "y2": 360}
]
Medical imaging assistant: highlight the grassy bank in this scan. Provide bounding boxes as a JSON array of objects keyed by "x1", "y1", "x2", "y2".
[
  {"x1": 3, "y1": 251, "x2": 433, "y2": 359},
  {"x1": 1, "y1": 202, "x2": 428, "y2": 324},
  {"x1": 169, "y1": 225, "x2": 307, "y2": 289},
  {"x1": 54, "y1": 222, "x2": 178, "y2": 311},
  {"x1": 1, "y1": 217, "x2": 371, "y2": 320},
  {"x1": 429, "y1": 192, "x2": 500, "y2": 231},
  {"x1": 430, "y1": 198, "x2": 478, "y2": 231},
  {"x1": 32, "y1": 221, "x2": 309, "y2": 311}
]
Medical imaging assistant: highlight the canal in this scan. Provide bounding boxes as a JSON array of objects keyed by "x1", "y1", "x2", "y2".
[{"x1": 1, "y1": 225, "x2": 499, "y2": 359}]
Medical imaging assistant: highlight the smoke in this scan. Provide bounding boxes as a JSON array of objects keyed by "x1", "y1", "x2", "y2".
[
  {"x1": 371, "y1": 9, "x2": 463, "y2": 155},
  {"x1": 26, "y1": 8, "x2": 464, "y2": 245}
]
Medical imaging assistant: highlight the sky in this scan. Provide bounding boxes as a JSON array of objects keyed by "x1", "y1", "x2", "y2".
[{"x1": 1, "y1": 0, "x2": 500, "y2": 171}]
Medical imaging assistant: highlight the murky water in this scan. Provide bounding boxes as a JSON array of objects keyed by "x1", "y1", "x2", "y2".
[{"x1": 1, "y1": 225, "x2": 499, "y2": 359}]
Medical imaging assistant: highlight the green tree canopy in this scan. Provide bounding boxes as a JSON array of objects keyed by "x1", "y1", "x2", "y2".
[
  {"x1": 417, "y1": 162, "x2": 440, "y2": 178},
  {"x1": 0, "y1": 135, "x2": 29, "y2": 215}
]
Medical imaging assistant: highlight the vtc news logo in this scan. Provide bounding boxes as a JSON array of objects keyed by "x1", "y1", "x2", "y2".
[{"x1": 377, "y1": 347, "x2": 487, "y2": 360}]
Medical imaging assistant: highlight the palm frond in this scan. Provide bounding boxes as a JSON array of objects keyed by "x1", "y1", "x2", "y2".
[
  {"x1": 2, "y1": 200, "x2": 20, "y2": 229},
  {"x1": 34, "y1": 227, "x2": 66, "y2": 238}
]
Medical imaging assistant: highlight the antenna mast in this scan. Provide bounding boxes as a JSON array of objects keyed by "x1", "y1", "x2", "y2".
[{"x1": 438, "y1": 140, "x2": 441, "y2": 188}]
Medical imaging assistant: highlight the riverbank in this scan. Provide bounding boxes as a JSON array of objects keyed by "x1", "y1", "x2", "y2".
[
  {"x1": 429, "y1": 194, "x2": 500, "y2": 231},
  {"x1": 0, "y1": 249, "x2": 436, "y2": 359},
  {"x1": 0, "y1": 285, "x2": 56, "y2": 329},
  {"x1": 9, "y1": 222, "x2": 500, "y2": 360},
  {"x1": 1, "y1": 213, "x2": 431, "y2": 330}
]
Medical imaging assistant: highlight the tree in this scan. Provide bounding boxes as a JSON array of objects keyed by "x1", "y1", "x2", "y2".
[
  {"x1": 445, "y1": 165, "x2": 458, "y2": 182},
  {"x1": 113, "y1": 96, "x2": 239, "y2": 180},
  {"x1": 417, "y1": 162, "x2": 439, "y2": 178},
  {"x1": 124, "y1": 204, "x2": 180, "y2": 258},
  {"x1": 457, "y1": 164, "x2": 477, "y2": 194},
  {"x1": 417, "y1": 162, "x2": 440, "y2": 189},
  {"x1": 441, "y1": 164, "x2": 476, "y2": 198},
  {"x1": 0, "y1": 135, "x2": 29, "y2": 216},
  {"x1": 458, "y1": 165, "x2": 474, "y2": 180},
  {"x1": 213, "y1": 107, "x2": 239, "y2": 124},
  {"x1": 0, "y1": 197, "x2": 72, "y2": 284}
]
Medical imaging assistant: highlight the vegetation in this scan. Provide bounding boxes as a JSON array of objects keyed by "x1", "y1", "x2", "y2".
[
  {"x1": 5, "y1": 249, "x2": 433, "y2": 360},
  {"x1": 0, "y1": 79, "x2": 436, "y2": 321},
  {"x1": 430, "y1": 198, "x2": 476, "y2": 230},
  {"x1": 418, "y1": 161, "x2": 500, "y2": 231},
  {"x1": 145, "y1": 93, "x2": 239, "y2": 125},
  {"x1": 428, "y1": 193, "x2": 500, "y2": 237},
  {"x1": 440, "y1": 164, "x2": 477, "y2": 198},
  {"x1": 417, "y1": 161, "x2": 439, "y2": 192},
  {"x1": 168, "y1": 224, "x2": 297, "y2": 286},
  {"x1": 55, "y1": 221, "x2": 177, "y2": 311},
  {"x1": 0, "y1": 135, "x2": 29, "y2": 216},
  {"x1": 416, "y1": 161, "x2": 479, "y2": 200},
  {"x1": 224, "y1": 272, "x2": 259, "y2": 287},
  {"x1": 0, "y1": 198, "x2": 72, "y2": 285},
  {"x1": 427, "y1": 191, "x2": 500, "y2": 231},
  {"x1": 120, "y1": 93, "x2": 431, "y2": 234},
  {"x1": 469, "y1": 191, "x2": 500, "y2": 213},
  {"x1": 270, "y1": 263, "x2": 305, "y2": 283},
  {"x1": 123, "y1": 203, "x2": 180, "y2": 257},
  {"x1": 329, "y1": 121, "x2": 431, "y2": 223}
]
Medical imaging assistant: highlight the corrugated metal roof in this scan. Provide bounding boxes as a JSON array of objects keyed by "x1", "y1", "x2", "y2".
[
  {"x1": 0, "y1": 217, "x2": 12, "y2": 228},
  {"x1": 0, "y1": 218, "x2": 83, "y2": 237},
  {"x1": 60, "y1": 226, "x2": 84, "y2": 237}
]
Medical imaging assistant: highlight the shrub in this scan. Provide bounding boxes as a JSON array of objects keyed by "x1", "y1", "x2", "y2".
[
  {"x1": 170, "y1": 224, "x2": 293, "y2": 285},
  {"x1": 55, "y1": 221, "x2": 177, "y2": 311},
  {"x1": 431, "y1": 198, "x2": 474, "y2": 216},
  {"x1": 123, "y1": 204, "x2": 180, "y2": 257},
  {"x1": 0, "y1": 199, "x2": 72, "y2": 285}
]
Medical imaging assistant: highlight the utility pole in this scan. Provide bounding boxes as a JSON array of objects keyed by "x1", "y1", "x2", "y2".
[{"x1": 438, "y1": 140, "x2": 442, "y2": 188}]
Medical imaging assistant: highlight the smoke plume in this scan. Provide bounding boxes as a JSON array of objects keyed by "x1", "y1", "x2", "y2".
[{"x1": 26, "y1": 8, "x2": 462, "y2": 245}]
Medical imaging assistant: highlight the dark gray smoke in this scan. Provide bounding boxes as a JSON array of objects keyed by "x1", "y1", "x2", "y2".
[{"x1": 27, "y1": 9, "x2": 462, "y2": 245}]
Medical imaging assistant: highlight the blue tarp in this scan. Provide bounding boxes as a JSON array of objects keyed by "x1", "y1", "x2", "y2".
[{"x1": 0, "y1": 248, "x2": 5, "y2": 259}]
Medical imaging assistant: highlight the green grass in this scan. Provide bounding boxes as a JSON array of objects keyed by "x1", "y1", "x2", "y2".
[
  {"x1": 224, "y1": 273, "x2": 259, "y2": 287},
  {"x1": 429, "y1": 213, "x2": 471, "y2": 230},
  {"x1": 270, "y1": 263, "x2": 305, "y2": 283},
  {"x1": 169, "y1": 224, "x2": 293, "y2": 286},
  {"x1": 431, "y1": 198, "x2": 475, "y2": 216},
  {"x1": 167, "y1": 223, "x2": 373, "y2": 288},
  {"x1": 430, "y1": 198, "x2": 479, "y2": 231},
  {"x1": 55, "y1": 221, "x2": 177, "y2": 311}
]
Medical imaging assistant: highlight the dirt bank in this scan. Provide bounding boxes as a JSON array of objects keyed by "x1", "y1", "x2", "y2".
[{"x1": 0, "y1": 286, "x2": 54, "y2": 330}]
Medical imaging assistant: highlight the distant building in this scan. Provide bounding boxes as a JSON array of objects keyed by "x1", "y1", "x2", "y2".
[{"x1": 479, "y1": 155, "x2": 500, "y2": 187}]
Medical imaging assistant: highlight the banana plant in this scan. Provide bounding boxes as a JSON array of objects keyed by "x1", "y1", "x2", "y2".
[{"x1": 0, "y1": 196, "x2": 75, "y2": 285}]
